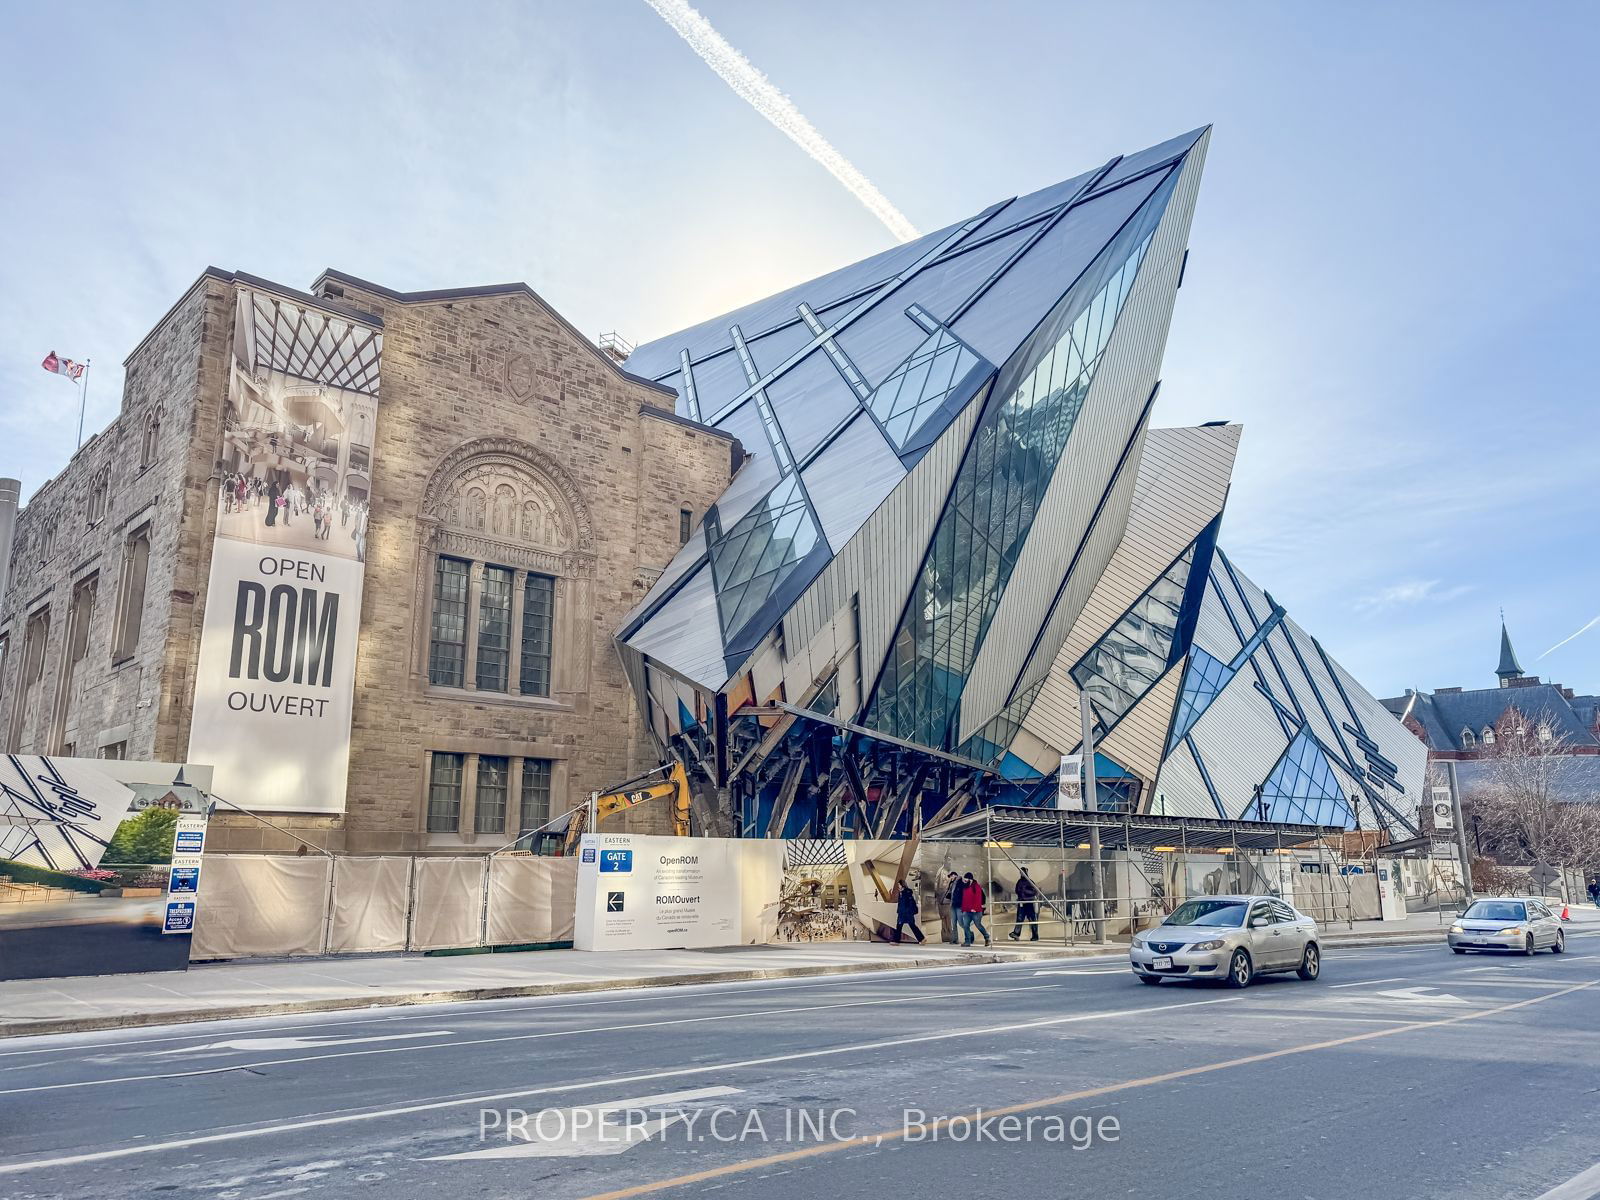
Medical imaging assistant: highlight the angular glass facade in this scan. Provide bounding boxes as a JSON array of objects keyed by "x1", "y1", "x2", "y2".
[
  {"x1": 1071, "y1": 545, "x2": 1194, "y2": 732},
  {"x1": 867, "y1": 325, "x2": 985, "y2": 453},
  {"x1": 1166, "y1": 646, "x2": 1233, "y2": 749},
  {"x1": 707, "y1": 473, "x2": 825, "y2": 657},
  {"x1": 1256, "y1": 727, "x2": 1352, "y2": 826},
  {"x1": 863, "y1": 169, "x2": 1180, "y2": 749}
]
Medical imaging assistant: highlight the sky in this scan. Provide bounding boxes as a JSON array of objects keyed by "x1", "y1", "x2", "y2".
[{"x1": 1, "y1": 0, "x2": 1596, "y2": 700}]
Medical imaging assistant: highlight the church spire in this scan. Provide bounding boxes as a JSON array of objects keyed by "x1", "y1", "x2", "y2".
[{"x1": 1496, "y1": 612, "x2": 1523, "y2": 683}]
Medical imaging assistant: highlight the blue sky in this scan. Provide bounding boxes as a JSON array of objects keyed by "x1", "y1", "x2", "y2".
[{"x1": 1, "y1": 1, "x2": 1595, "y2": 699}]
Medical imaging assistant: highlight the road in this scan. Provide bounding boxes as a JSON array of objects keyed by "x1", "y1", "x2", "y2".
[{"x1": 2, "y1": 935, "x2": 1598, "y2": 1200}]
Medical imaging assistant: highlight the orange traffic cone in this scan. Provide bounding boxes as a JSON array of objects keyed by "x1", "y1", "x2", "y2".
[{"x1": 1561, "y1": 903, "x2": 1571, "y2": 921}]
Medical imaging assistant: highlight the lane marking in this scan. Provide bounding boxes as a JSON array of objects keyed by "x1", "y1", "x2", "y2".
[
  {"x1": 1363, "y1": 987, "x2": 1467, "y2": 1005},
  {"x1": 566, "y1": 979, "x2": 1599, "y2": 1200},
  {"x1": 0, "y1": 983, "x2": 1058, "y2": 1097},
  {"x1": 1229, "y1": 1012, "x2": 1416, "y2": 1025},
  {"x1": 425, "y1": 1086, "x2": 743, "y2": 1160},
  {"x1": 1330, "y1": 978, "x2": 1408, "y2": 988},
  {"x1": 0, "y1": 992, "x2": 1243, "y2": 1173},
  {"x1": 1534, "y1": 1157, "x2": 1600, "y2": 1200},
  {"x1": 1031, "y1": 968, "x2": 1130, "y2": 976},
  {"x1": 154, "y1": 1031, "x2": 454, "y2": 1055}
]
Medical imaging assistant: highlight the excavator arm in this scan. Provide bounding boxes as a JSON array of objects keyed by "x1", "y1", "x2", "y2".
[{"x1": 561, "y1": 762, "x2": 691, "y2": 854}]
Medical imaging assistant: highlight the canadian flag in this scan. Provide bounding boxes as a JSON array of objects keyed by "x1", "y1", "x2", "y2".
[{"x1": 42, "y1": 351, "x2": 86, "y2": 382}]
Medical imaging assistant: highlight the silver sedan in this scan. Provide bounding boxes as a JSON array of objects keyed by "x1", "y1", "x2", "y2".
[
  {"x1": 1448, "y1": 898, "x2": 1566, "y2": 955},
  {"x1": 1130, "y1": 895, "x2": 1320, "y2": 988}
]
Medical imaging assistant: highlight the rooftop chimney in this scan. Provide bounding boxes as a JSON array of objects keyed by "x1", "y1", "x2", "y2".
[{"x1": 0, "y1": 477, "x2": 19, "y2": 613}]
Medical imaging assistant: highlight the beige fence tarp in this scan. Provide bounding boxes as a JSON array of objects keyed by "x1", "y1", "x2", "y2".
[
  {"x1": 485, "y1": 856, "x2": 577, "y2": 945},
  {"x1": 192, "y1": 854, "x2": 330, "y2": 960},
  {"x1": 329, "y1": 857, "x2": 413, "y2": 954},
  {"x1": 409, "y1": 857, "x2": 487, "y2": 950}
]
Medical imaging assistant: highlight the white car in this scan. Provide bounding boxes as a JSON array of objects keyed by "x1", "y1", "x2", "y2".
[
  {"x1": 1448, "y1": 898, "x2": 1565, "y2": 955},
  {"x1": 1130, "y1": 895, "x2": 1320, "y2": 988}
]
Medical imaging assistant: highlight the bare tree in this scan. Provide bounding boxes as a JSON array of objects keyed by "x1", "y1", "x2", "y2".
[{"x1": 1468, "y1": 709, "x2": 1600, "y2": 876}]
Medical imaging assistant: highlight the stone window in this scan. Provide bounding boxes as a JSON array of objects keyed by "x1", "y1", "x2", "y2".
[
  {"x1": 474, "y1": 755, "x2": 509, "y2": 833},
  {"x1": 111, "y1": 525, "x2": 150, "y2": 662},
  {"x1": 139, "y1": 411, "x2": 161, "y2": 469},
  {"x1": 428, "y1": 556, "x2": 470, "y2": 686},
  {"x1": 7, "y1": 607, "x2": 51, "y2": 751},
  {"x1": 427, "y1": 752, "x2": 465, "y2": 832},
  {"x1": 519, "y1": 573, "x2": 554, "y2": 697},
  {"x1": 100, "y1": 741, "x2": 126, "y2": 760},
  {"x1": 679, "y1": 507, "x2": 693, "y2": 544},
  {"x1": 519, "y1": 758, "x2": 553, "y2": 834},
  {"x1": 85, "y1": 467, "x2": 110, "y2": 526},
  {"x1": 51, "y1": 574, "x2": 98, "y2": 753},
  {"x1": 419, "y1": 438, "x2": 594, "y2": 705}
]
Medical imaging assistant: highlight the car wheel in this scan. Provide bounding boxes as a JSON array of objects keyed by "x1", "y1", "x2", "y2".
[
  {"x1": 1297, "y1": 943, "x2": 1320, "y2": 981},
  {"x1": 1138, "y1": 974, "x2": 1163, "y2": 985},
  {"x1": 1551, "y1": 931, "x2": 1565, "y2": 954},
  {"x1": 1523, "y1": 934, "x2": 1537, "y2": 957},
  {"x1": 1226, "y1": 949, "x2": 1253, "y2": 989},
  {"x1": 1451, "y1": 947, "x2": 1467, "y2": 955}
]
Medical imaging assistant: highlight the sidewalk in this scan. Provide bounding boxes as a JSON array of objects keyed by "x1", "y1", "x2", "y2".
[{"x1": 0, "y1": 939, "x2": 1107, "y2": 1039}]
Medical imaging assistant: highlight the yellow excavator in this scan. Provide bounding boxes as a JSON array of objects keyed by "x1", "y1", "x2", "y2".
[{"x1": 558, "y1": 761, "x2": 691, "y2": 855}]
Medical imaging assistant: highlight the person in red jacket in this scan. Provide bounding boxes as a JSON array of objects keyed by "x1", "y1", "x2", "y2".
[{"x1": 956, "y1": 872, "x2": 991, "y2": 947}]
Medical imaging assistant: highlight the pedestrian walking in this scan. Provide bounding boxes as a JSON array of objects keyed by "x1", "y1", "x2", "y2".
[
  {"x1": 956, "y1": 872, "x2": 991, "y2": 947},
  {"x1": 894, "y1": 881, "x2": 926, "y2": 945},
  {"x1": 939, "y1": 869, "x2": 961, "y2": 942},
  {"x1": 1009, "y1": 866, "x2": 1041, "y2": 942}
]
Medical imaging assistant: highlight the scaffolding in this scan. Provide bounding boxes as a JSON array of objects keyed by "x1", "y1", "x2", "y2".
[{"x1": 918, "y1": 806, "x2": 1373, "y2": 945}]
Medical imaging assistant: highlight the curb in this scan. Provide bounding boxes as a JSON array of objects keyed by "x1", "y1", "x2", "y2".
[{"x1": 0, "y1": 945, "x2": 1111, "y2": 1040}]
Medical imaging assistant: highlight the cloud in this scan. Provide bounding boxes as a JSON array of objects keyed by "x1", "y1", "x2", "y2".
[
  {"x1": 641, "y1": 0, "x2": 920, "y2": 243},
  {"x1": 1538, "y1": 613, "x2": 1600, "y2": 660},
  {"x1": 1354, "y1": 579, "x2": 1474, "y2": 613}
]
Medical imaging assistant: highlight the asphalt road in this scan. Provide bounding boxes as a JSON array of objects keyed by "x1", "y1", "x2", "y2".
[{"x1": 2, "y1": 935, "x2": 1598, "y2": 1200}]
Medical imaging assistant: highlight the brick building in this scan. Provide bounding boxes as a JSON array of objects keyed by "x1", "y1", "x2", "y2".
[{"x1": 0, "y1": 268, "x2": 737, "y2": 854}]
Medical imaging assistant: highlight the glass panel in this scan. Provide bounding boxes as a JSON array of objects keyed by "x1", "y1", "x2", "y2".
[
  {"x1": 1070, "y1": 547, "x2": 1194, "y2": 733},
  {"x1": 427, "y1": 752, "x2": 464, "y2": 832},
  {"x1": 1167, "y1": 646, "x2": 1235, "y2": 749},
  {"x1": 475, "y1": 755, "x2": 508, "y2": 834},
  {"x1": 1255, "y1": 728, "x2": 1352, "y2": 827},
  {"x1": 861, "y1": 171, "x2": 1177, "y2": 750},
  {"x1": 476, "y1": 566, "x2": 513, "y2": 692},
  {"x1": 520, "y1": 758, "x2": 553, "y2": 833},
  {"x1": 520, "y1": 573, "x2": 555, "y2": 697},
  {"x1": 865, "y1": 325, "x2": 984, "y2": 452},
  {"x1": 707, "y1": 473, "x2": 824, "y2": 651},
  {"x1": 429, "y1": 557, "x2": 470, "y2": 687}
]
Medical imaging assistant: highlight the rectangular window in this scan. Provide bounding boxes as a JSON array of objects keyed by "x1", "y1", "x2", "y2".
[
  {"x1": 520, "y1": 758, "x2": 553, "y2": 833},
  {"x1": 112, "y1": 527, "x2": 150, "y2": 661},
  {"x1": 427, "y1": 752, "x2": 464, "y2": 832},
  {"x1": 429, "y1": 557, "x2": 470, "y2": 687},
  {"x1": 520, "y1": 573, "x2": 554, "y2": 697},
  {"x1": 475, "y1": 754, "x2": 509, "y2": 834},
  {"x1": 475, "y1": 566, "x2": 513, "y2": 692},
  {"x1": 679, "y1": 508, "x2": 692, "y2": 544},
  {"x1": 100, "y1": 741, "x2": 126, "y2": 760}
]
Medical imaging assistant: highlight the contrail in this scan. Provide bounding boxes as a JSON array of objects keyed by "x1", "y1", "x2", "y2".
[
  {"x1": 641, "y1": 0, "x2": 920, "y2": 243},
  {"x1": 1538, "y1": 613, "x2": 1600, "y2": 660}
]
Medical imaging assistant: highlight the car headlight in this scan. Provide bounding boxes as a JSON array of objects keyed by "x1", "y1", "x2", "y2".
[
  {"x1": 1498, "y1": 926, "x2": 1523, "y2": 935},
  {"x1": 1449, "y1": 924, "x2": 1463, "y2": 933},
  {"x1": 1186, "y1": 939, "x2": 1226, "y2": 952}
]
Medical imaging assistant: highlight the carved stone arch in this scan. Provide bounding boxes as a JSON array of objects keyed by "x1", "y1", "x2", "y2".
[{"x1": 420, "y1": 436, "x2": 593, "y2": 553}]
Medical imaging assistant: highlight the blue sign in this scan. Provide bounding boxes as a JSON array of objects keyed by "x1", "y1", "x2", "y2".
[
  {"x1": 168, "y1": 866, "x2": 200, "y2": 895},
  {"x1": 175, "y1": 830, "x2": 205, "y2": 854},
  {"x1": 581, "y1": 847, "x2": 597, "y2": 863},
  {"x1": 599, "y1": 850, "x2": 633, "y2": 873},
  {"x1": 162, "y1": 901, "x2": 196, "y2": 934}
]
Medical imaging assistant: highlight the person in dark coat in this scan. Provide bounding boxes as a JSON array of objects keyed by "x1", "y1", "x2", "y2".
[
  {"x1": 894, "y1": 881, "x2": 926, "y2": 945},
  {"x1": 1009, "y1": 866, "x2": 1041, "y2": 942}
]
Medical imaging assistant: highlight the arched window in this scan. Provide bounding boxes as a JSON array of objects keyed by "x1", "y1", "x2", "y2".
[
  {"x1": 85, "y1": 466, "x2": 110, "y2": 525},
  {"x1": 1481, "y1": 727, "x2": 1496, "y2": 745},
  {"x1": 1537, "y1": 723, "x2": 1552, "y2": 742},
  {"x1": 1460, "y1": 728, "x2": 1475, "y2": 748}
]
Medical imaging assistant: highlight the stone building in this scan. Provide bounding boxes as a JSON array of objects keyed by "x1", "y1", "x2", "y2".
[{"x1": 0, "y1": 267, "x2": 737, "y2": 854}]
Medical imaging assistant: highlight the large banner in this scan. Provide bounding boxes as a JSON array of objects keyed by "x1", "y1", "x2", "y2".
[
  {"x1": 575, "y1": 833, "x2": 743, "y2": 951},
  {"x1": 187, "y1": 287, "x2": 382, "y2": 812},
  {"x1": 0, "y1": 757, "x2": 213, "y2": 980}
]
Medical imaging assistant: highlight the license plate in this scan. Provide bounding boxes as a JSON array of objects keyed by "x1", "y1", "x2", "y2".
[{"x1": 1153, "y1": 955, "x2": 1173, "y2": 970}]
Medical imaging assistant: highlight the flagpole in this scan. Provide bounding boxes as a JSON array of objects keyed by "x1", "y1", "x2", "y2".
[{"x1": 76, "y1": 360, "x2": 91, "y2": 450}]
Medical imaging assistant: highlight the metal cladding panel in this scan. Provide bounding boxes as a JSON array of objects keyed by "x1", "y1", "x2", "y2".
[
  {"x1": 1097, "y1": 127, "x2": 1209, "y2": 192},
  {"x1": 951, "y1": 170, "x2": 1169, "y2": 370},
  {"x1": 617, "y1": 640, "x2": 653, "y2": 736},
  {"x1": 774, "y1": 395, "x2": 984, "y2": 712},
  {"x1": 1100, "y1": 661, "x2": 1183, "y2": 787},
  {"x1": 1016, "y1": 422, "x2": 1240, "y2": 725},
  {"x1": 1180, "y1": 661, "x2": 1294, "y2": 819},
  {"x1": 1193, "y1": 567, "x2": 1246, "y2": 661},
  {"x1": 626, "y1": 564, "x2": 728, "y2": 689},
  {"x1": 991, "y1": 165, "x2": 1103, "y2": 231},
  {"x1": 1151, "y1": 737, "x2": 1219, "y2": 819},
  {"x1": 746, "y1": 320, "x2": 816, "y2": 375},
  {"x1": 765, "y1": 348, "x2": 862, "y2": 464},
  {"x1": 1327, "y1": 647, "x2": 1429, "y2": 795},
  {"x1": 686, "y1": 348, "x2": 752, "y2": 417},
  {"x1": 709, "y1": 404, "x2": 781, "y2": 530},
  {"x1": 956, "y1": 146, "x2": 1208, "y2": 744},
  {"x1": 801, "y1": 412, "x2": 907, "y2": 552}
]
